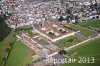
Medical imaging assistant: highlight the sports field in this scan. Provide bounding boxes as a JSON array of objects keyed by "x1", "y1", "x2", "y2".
[
  {"x1": 62, "y1": 38, "x2": 100, "y2": 66},
  {"x1": 78, "y1": 20, "x2": 100, "y2": 30},
  {"x1": 6, "y1": 41, "x2": 33, "y2": 66}
]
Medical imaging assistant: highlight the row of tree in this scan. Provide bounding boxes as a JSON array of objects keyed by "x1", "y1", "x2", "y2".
[{"x1": 0, "y1": 14, "x2": 12, "y2": 41}]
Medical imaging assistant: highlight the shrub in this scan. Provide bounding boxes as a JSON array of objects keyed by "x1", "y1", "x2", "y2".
[
  {"x1": 48, "y1": 32, "x2": 54, "y2": 35},
  {"x1": 58, "y1": 50, "x2": 67, "y2": 55},
  {"x1": 67, "y1": 39, "x2": 73, "y2": 42}
]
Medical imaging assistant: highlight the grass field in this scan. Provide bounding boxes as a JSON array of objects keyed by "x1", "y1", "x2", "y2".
[
  {"x1": 64, "y1": 23, "x2": 96, "y2": 36},
  {"x1": 62, "y1": 38, "x2": 100, "y2": 66},
  {"x1": 6, "y1": 41, "x2": 33, "y2": 66},
  {"x1": 78, "y1": 20, "x2": 100, "y2": 30},
  {"x1": 56, "y1": 35, "x2": 83, "y2": 48},
  {"x1": 0, "y1": 31, "x2": 15, "y2": 66}
]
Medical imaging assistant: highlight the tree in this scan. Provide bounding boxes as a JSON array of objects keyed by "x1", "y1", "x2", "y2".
[
  {"x1": 67, "y1": 9, "x2": 72, "y2": 14},
  {"x1": 13, "y1": 34, "x2": 16, "y2": 37},
  {"x1": 58, "y1": 16, "x2": 64, "y2": 22},
  {"x1": 28, "y1": 30, "x2": 33, "y2": 37},
  {"x1": 9, "y1": 42, "x2": 13, "y2": 47},
  {"x1": 48, "y1": 32, "x2": 54, "y2": 35},
  {"x1": 60, "y1": 0, "x2": 64, "y2": 4},
  {"x1": 59, "y1": 29, "x2": 66, "y2": 33},
  {"x1": 2, "y1": 57, "x2": 6, "y2": 61},
  {"x1": 0, "y1": 14, "x2": 11, "y2": 41},
  {"x1": 5, "y1": 48, "x2": 11, "y2": 53},
  {"x1": 58, "y1": 50, "x2": 67, "y2": 55}
]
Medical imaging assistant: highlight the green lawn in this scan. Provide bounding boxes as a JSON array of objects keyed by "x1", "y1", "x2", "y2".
[
  {"x1": 78, "y1": 20, "x2": 100, "y2": 30},
  {"x1": 62, "y1": 38, "x2": 100, "y2": 66},
  {"x1": 0, "y1": 31, "x2": 15, "y2": 66},
  {"x1": 6, "y1": 41, "x2": 33, "y2": 66},
  {"x1": 56, "y1": 35, "x2": 83, "y2": 48},
  {"x1": 64, "y1": 23, "x2": 96, "y2": 36}
]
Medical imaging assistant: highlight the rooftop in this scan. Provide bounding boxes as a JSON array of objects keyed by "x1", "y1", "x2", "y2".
[
  {"x1": 17, "y1": 32, "x2": 63, "y2": 56},
  {"x1": 35, "y1": 22, "x2": 74, "y2": 42}
]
